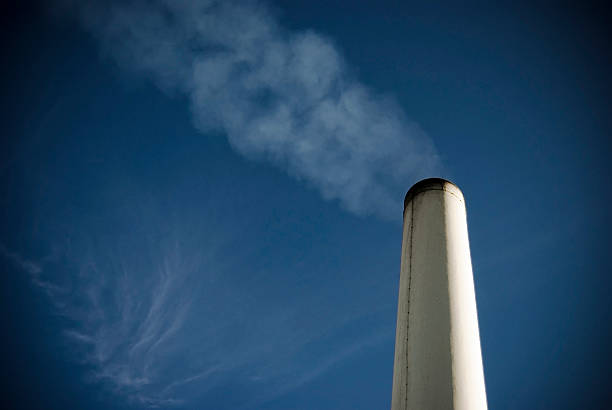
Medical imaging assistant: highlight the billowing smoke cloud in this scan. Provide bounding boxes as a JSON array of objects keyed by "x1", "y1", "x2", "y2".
[{"x1": 60, "y1": 0, "x2": 439, "y2": 218}]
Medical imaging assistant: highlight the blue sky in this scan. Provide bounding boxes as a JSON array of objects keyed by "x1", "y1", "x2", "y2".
[{"x1": 1, "y1": 1, "x2": 611, "y2": 409}]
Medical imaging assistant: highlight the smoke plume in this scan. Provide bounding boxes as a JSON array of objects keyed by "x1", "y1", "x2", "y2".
[{"x1": 60, "y1": 0, "x2": 440, "y2": 218}]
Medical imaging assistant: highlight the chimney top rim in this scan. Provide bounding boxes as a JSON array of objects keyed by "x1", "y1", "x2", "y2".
[{"x1": 404, "y1": 178, "x2": 463, "y2": 209}]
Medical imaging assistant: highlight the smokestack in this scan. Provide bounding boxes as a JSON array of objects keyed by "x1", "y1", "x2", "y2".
[{"x1": 391, "y1": 178, "x2": 487, "y2": 410}]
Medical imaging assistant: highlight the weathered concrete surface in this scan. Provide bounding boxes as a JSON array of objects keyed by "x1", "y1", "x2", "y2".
[{"x1": 391, "y1": 179, "x2": 487, "y2": 410}]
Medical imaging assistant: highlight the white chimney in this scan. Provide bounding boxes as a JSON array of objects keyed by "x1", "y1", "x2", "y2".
[{"x1": 391, "y1": 178, "x2": 487, "y2": 410}]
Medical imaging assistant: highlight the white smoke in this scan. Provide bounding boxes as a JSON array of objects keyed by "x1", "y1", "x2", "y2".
[{"x1": 59, "y1": 0, "x2": 440, "y2": 217}]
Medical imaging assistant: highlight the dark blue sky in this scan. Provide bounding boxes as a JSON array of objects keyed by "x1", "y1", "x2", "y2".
[{"x1": 1, "y1": 1, "x2": 611, "y2": 409}]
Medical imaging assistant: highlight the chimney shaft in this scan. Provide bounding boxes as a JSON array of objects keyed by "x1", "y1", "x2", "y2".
[{"x1": 391, "y1": 179, "x2": 487, "y2": 410}]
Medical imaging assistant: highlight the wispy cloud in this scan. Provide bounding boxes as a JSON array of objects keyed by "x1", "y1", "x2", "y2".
[
  {"x1": 58, "y1": 0, "x2": 440, "y2": 219},
  {"x1": 0, "y1": 243, "x2": 42, "y2": 275},
  {"x1": 2, "y1": 235, "x2": 211, "y2": 407},
  {"x1": 242, "y1": 329, "x2": 391, "y2": 409},
  {"x1": 57, "y1": 240, "x2": 205, "y2": 405},
  {"x1": 0, "y1": 243, "x2": 64, "y2": 294},
  {"x1": 3, "y1": 218, "x2": 392, "y2": 408}
]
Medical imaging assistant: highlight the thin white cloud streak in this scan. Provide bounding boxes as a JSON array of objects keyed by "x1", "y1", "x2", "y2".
[
  {"x1": 60, "y1": 242, "x2": 203, "y2": 406},
  {"x1": 3, "y1": 224, "x2": 392, "y2": 408},
  {"x1": 0, "y1": 243, "x2": 64, "y2": 294},
  {"x1": 241, "y1": 329, "x2": 391, "y2": 409},
  {"x1": 59, "y1": 0, "x2": 440, "y2": 219},
  {"x1": 0, "y1": 243, "x2": 42, "y2": 275},
  {"x1": 1, "y1": 238, "x2": 204, "y2": 406}
]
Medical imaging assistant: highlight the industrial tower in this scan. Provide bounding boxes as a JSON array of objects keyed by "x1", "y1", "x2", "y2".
[{"x1": 391, "y1": 178, "x2": 487, "y2": 410}]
